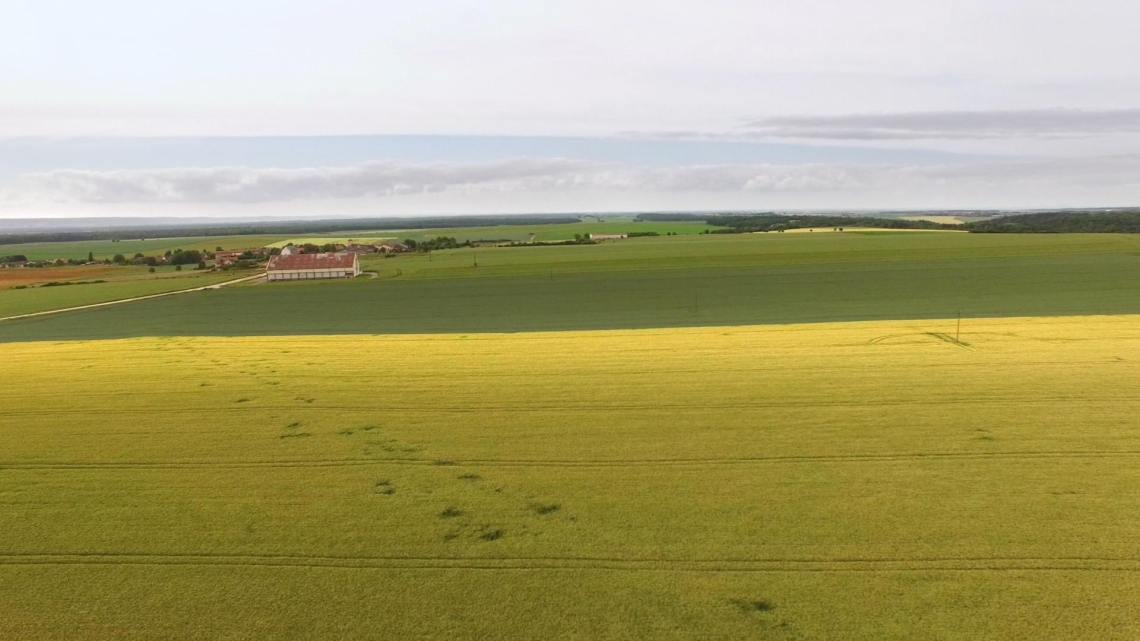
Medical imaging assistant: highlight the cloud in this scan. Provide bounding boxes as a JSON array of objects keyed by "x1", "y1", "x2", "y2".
[
  {"x1": 7, "y1": 159, "x2": 876, "y2": 204},
  {"x1": 4, "y1": 156, "x2": 1140, "y2": 208},
  {"x1": 738, "y1": 108, "x2": 1140, "y2": 140}
]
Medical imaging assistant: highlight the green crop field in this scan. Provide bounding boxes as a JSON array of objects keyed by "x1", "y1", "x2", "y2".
[
  {"x1": 2, "y1": 316, "x2": 1139, "y2": 639},
  {"x1": 0, "y1": 235, "x2": 291, "y2": 262},
  {"x1": 0, "y1": 219, "x2": 716, "y2": 261},
  {"x1": 4, "y1": 232, "x2": 1140, "y2": 342},
  {"x1": 0, "y1": 269, "x2": 240, "y2": 319}
]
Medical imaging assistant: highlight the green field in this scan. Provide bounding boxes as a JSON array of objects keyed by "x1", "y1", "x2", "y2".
[
  {"x1": 0, "y1": 219, "x2": 717, "y2": 261},
  {"x1": 3, "y1": 317, "x2": 1139, "y2": 639},
  {"x1": 4, "y1": 232, "x2": 1140, "y2": 341},
  {"x1": 0, "y1": 269, "x2": 239, "y2": 319},
  {"x1": 0, "y1": 235, "x2": 290, "y2": 261}
]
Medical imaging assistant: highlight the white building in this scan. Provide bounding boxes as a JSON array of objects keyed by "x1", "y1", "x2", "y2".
[{"x1": 266, "y1": 252, "x2": 360, "y2": 282}]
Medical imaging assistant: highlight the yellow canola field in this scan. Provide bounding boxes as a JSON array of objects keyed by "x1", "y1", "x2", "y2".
[{"x1": 2, "y1": 315, "x2": 1140, "y2": 639}]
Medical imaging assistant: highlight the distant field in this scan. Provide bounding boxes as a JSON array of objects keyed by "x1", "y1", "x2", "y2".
[
  {"x1": 779, "y1": 226, "x2": 963, "y2": 233},
  {"x1": 0, "y1": 269, "x2": 238, "y2": 318},
  {"x1": 5, "y1": 232, "x2": 1140, "y2": 341},
  {"x1": 3, "y1": 316, "x2": 1139, "y2": 639},
  {"x1": 0, "y1": 264, "x2": 119, "y2": 287},
  {"x1": 0, "y1": 219, "x2": 717, "y2": 260},
  {"x1": 0, "y1": 235, "x2": 290, "y2": 261},
  {"x1": 264, "y1": 236, "x2": 397, "y2": 248}
]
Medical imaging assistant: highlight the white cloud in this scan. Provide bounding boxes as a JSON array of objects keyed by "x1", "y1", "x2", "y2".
[
  {"x1": 4, "y1": 156, "x2": 1139, "y2": 211},
  {"x1": 740, "y1": 109, "x2": 1140, "y2": 140}
]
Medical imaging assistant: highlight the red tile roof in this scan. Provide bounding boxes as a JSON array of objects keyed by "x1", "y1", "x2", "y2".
[{"x1": 267, "y1": 253, "x2": 357, "y2": 271}]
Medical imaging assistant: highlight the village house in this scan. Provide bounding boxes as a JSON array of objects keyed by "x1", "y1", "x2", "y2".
[
  {"x1": 377, "y1": 243, "x2": 410, "y2": 253},
  {"x1": 265, "y1": 252, "x2": 360, "y2": 282},
  {"x1": 214, "y1": 250, "x2": 244, "y2": 266},
  {"x1": 343, "y1": 243, "x2": 377, "y2": 255},
  {"x1": 279, "y1": 245, "x2": 301, "y2": 256}
]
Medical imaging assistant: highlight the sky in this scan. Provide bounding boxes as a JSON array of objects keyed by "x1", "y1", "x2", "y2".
[{"x1": 3, "y1": 0, "x2": 1140, "y2": 218}]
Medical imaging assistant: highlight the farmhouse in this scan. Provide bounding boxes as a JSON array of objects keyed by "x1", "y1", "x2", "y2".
[
  {"x1": 266, "y1": 252, "x2": 360, "y2": 282},
  {"x1": 343, "y1": 243, "x2": 377, "y2": 255},
  {"x1": 589, "y1": 233, "x2": 628, "y2": 240},
  {"x1": 214, "y1": 250, "x2": 243, "y2": 266}
]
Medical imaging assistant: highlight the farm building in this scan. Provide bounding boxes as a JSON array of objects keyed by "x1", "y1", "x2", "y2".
[
  {"x1": 266, "y1": 252, "x2": 360, "y2": 282},
  {"x1": 343, "y1": 243, "x2": 377, "y2": 255},
  {"x1": 214, "y1": 250, "x2": 244, "y2": 266},
  {"x1": 279, "y1": 245, "x2": 301, "y2": 256},
  {"x1": 589, "y1": 233, "x2": 628, "y2": 240}
]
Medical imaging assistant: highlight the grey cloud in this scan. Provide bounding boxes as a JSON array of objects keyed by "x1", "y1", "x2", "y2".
[
  {"x1": 739, "y1": 108, "x2": 1140, "y2": 140},
  {"x1": 5, "y1": 156, "x2": 1140, "y2": 205}
]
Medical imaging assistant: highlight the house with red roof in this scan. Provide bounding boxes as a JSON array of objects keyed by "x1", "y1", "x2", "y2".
[{"x1": 265, "y1": 252, "x2": 360, "y2": 282}]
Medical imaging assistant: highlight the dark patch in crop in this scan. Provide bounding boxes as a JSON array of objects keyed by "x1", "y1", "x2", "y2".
[
  {"x1": 199, "y1": 382, "x2": 211, "y2": 387},
  {"x1": 479, "y1": 529, "x2": 504, "y2": 541},
  {"x1": 443, "y1": 531, "x2": 460, "y2": 542},
  {"x1": 362, "y1": 425, "x2": 379, "y2": 431},
  {"x1": 731, "y1": 599, "x2": 775, "y2": 613},
  {"x1": 440, "y1": 507, "x2": 463, "y2": 518},
  {"x1": 337, "y1": 429, "x2": 354, "y2": 436},
  {"x1": 433, "y1": 460, "x2": 455, "y2": 466},
  {"x1": 374, "y1": 480, "x2": 395, "y2": 495},
  {"x1": 286, "y1": 421, "x2": 302, "y2": 429},
  {"x1": 532, "y1": 503, "x2": 560, "y2": 515},
  {"x1": 234, "y1": 398, "x2": 251, "y2": 403},
  {"x1": 458, "y1": 473, "x2": 481, "y2": 481},
  {"x1": 278, "y1": 432, "x2": 310, "y2": 439}
]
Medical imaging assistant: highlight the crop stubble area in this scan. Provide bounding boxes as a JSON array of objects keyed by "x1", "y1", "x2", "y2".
[{"x1": 2, "y1": 316, "x2": 1140, "y2": 638}]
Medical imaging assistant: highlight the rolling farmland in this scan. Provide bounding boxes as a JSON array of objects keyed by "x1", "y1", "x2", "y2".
[
  {"x1": 4, "y1": 231, "x2": 1140, "y2": 341},
  {"x1": 2, "y1": 316, "x2": 1140, "y2": 638}
]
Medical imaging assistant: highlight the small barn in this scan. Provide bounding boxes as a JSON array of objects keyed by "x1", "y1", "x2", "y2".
[
  {"x1": 589, "y1": 233, "x2": 628, "y2": 240},
  {"x1": 266, "y1": 252, "x2": 360, "y2": 282}
]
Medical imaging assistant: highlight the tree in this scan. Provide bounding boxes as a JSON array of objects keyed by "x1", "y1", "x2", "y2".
[
  {"x1": 87, "y1": 251, "x2": 94, "y2": 262},
  {"x1": 112, "y1": 254, "x2": 126, "y2": 264},
  {"x1": 175, "y1": 265, "x2": 182, "y2": 271},
  {"x1": 169, "y1": 250, "x2": 202, "y2": 265},
  {"x1": 148, "y1": 267, "x2": 155, "y2": 273},
  {"x1": 197, "y1": 260, "x2": 206, "y2": 270}
]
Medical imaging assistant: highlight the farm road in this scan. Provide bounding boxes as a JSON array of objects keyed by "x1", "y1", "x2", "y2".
[{"x1": 0, "y1": 273, "x2": 265, "y2": 323}]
